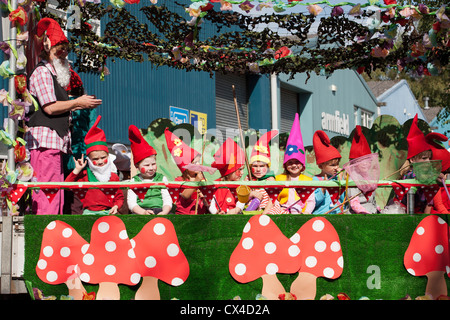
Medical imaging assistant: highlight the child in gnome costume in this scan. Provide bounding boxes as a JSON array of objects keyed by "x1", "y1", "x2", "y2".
[
  {"x1": 65, "y1": 115, "x2": 124, "y2": 215},
  {"x1": 127, "y1": 125, "x2": 172, "y2": 215},
  {"x1": 165, "y1": 128, "x2": 208, "y2": 214},
  {"x1": 209, "y1": 138, "x2": 250, "y2": 214},
  {"x1": 267, "y1": 114, "x2": 314, "y2": 214},
  {"x1": 244, "y1": 130, "x2": 279, "y2": 213},
  {"x1": 424, "y1": 132, "x2": 450, "y2": 213},
  {"x1": 311, "y1": 130, "x2": 346, "y2": 214},
  {"x1": 399, "y1": 114, "x2": 433, "y2": 213},
  {"x1": 347, "y1": 125, "x2": 379, "y2": 214}
]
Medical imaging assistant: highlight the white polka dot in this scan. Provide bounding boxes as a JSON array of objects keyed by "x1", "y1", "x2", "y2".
[
  {"x1": 288, "y1": 245, "x2": 300, "y2": 257},
  {"x1": 105, "y1": 265, "x2": 116, "y2": 276},
  {"x1": 243, "y1": 222, "x2": 251, "y2": 233},
  {"x1": 62, "y1": 228, "x2": 72, "y2": 238},
  {"x1": 337, "y1": 256, "x2": 344, "y2": 268},
  {"x1": 105, "y1": 241, "x2": 116, "y2": 252},
  {"x1": 83, "y1": 253, "x2": 94, "y2": 265},
  {"x1": 312, "y1": 219, "x2": 325, "y2": 232},
  {"x1": 43, "y1": 246, "x2": 53, "y2": 258},
  {"x1": 81, "y1": 244, "x2": 89, "y2": 254},
  {"x1": 290, "y1": 233, "x2": 300, "y2": 244},
  {"x1": 266, "y1": 263, "x2": 278, "y2": 275},
  {"x1": 145, "y1": 256, "x2": 157, "y2": 268},
  {"x1": 167, "y1": 243, "x2": 179, "y2": 257},
  {"x1": 323, "y1": 267, "x2": 334, "y2": 278},
  {"x1": 119, "y1": 230, "x2": 128, "y2": 240},
  {"x1": 315, "y1": 240, "x2": 326, "y2": 252},
  {"x1": 259, "y1": 215, "x2": 270, "y2": 226},
  {"x1": 98, "y1": 222, "x2": 110, "y2": 233},
  {"x1": 435, "y1": 245, "x2": 444, "y2": 254},
  {"x1": 37, "y1": 259, "x2": 47, "y2": 270},
  {"x1": 60, "y1": 247, "x2": 70, "y2": 258},
  {"x1": 305, "y1": 256, "x2": 317, "y2": 268},
  {"x1": 416, "y1": 227, "x2": 425, "y2": 235},
  {"x1": 413, "y1": 253, "x2": 421, "y2": 262},
  {"x1": 130, "y1": 273, "x2": 141, "y2": 284},
  {"x1": 172, "y1": 278, "x2": 184, "y2": 286},
  {"x1": 153, "y1": 223, "x2": 166, "y2": 235},
  {"x1": 47, "y1": 221, "x2": 56, "y2": 230},
  {"x1": 265, "y1": 242, "x2": 276, "y2": 254},
  {"x1": 80, "y1": 273, "x2": 90, "y2": 282},
  {"x1": 330, "y1": 241, "x2": 341, "y2": 252},
  {"x1": 130, "y1": 239, "x2": 136, "y2": 248},
  {"x1": 46, "y1": 271, "x2": 58, "y2": 283},
  {"x1": 407, "y1": 268, "x2": 415, "y2": 276},
  {"x1": 235, "y1": 263, "x2": 246, "y2": 276},
  {"x1": 128, "y1": 248, "x2": 136, "y2": 259},
  {"x1": 438, "y1": 217, "x2": 446, "y2": 225},
  {"x1": 242, "y1": 237, "x2": 253, "y2": 250}
]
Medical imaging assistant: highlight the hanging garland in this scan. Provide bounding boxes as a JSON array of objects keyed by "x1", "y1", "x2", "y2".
[{"x1": 27, "y1": 0, "x2": 445, "y2": 79}]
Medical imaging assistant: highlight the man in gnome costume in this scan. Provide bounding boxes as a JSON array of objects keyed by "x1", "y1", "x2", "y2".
[
  {"x1": 347, "y1": 125, "x2": 379, "y2": 214},
  {"x1": 127, "y1": 125, "x2": 172, "y2": 215},
  {"x1": 269, "y1": 113, "x2": 314, "y2": 214},
  {"x1": 165, "y1": 128, "x2": 208, "y2": 214},
  {"x1": 65, "y1": 115, "x2": 124, "y2": 215},
  {"x1": 311, "y1": 130, "x2": 346, "y2": 214},
  {"x1": 26, "y1": 17, "x2": 101, "y2": 214}
]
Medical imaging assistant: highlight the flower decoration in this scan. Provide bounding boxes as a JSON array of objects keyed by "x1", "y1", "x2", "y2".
[
  {"x1": 331, "y1": 6, "x2": 343, "y2": 17},
  {"x1": 307, "y1": 4, "x2": 323, "y2": 16},
  {"x1": 173, "y1": 148, "x2": 183, "y2": 157},
  {"x1": 274, "y1": 46, "x2": 292, "y2": 60},
  {"x1": 8, "y1": 99, "x2": 30, "y2": 120},
  {"x1": 14, "y1": 74, "x2": 27, "y2": 95},
  {"x1": 14, "y1": 141, "x2": 26, "y2": 163},
  {"x1": 239, "y1": 1, "x2": 254, "y2": 13},
  {"x1": 8, "y1": 6, "x2": 27, "y2": 26}
]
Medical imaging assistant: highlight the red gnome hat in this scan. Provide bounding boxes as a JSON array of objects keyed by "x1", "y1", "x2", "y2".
[
  {"x1": 249, "y1": 130, "x2": 278, "y2": 165},
  {"x1": 313, "y1": 130, "x2": 341, "y2": 165},
  {"x1": 164, "y1": 128, "x2": 200, "y2": 172},
  {"x1": 36, "y1": 17, "x2": 68, "y2": 48},
  {"x1": 406, "y1": 114, "x2": 431, "y2": 160},
  {"x1": 425, "y1": 132, "x2": 450, "y2": 172},
  {"x1": 349, "y1": 125, "x2": 371, "y2": 160},
  {"x1": 85, "y1": 115, "x2": 109, "y2": 155},
  {"x1": 211, "y1": 138, "x2": 245, "y2": 177},
  {"x1": 128, "y1": 125, "x2": 157, "y2": 165}
]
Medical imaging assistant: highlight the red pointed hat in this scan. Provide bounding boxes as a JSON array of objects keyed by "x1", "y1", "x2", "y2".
[
  {"x1": 128, "y1": 125, "x2": 157, "y2": 165},
  {"x1": 164, "y1": 128, "x2": 200, "y2": 172},
  {"x1": 425, "y1": 132, "x2": 450, "y2": 172},
  {"x1": 85, "y1": 115, "x2": 108, "y2": 155},
  {"x1": 406, "y1": 114, "x2": 431, "y2": 159},
  {"x1": 249, "y1": 130, "x2": 278, "y2": 165},
  {"x1": 36, "y1": 17, "x2": 68, "y2": 48},
  {"x1": 313, "y1": 130, "x2": 341, "y2": 165},
  {"x1": 349, "y1": 125, "x2": 371, "y2": 160},
  {"x1": 211, "y1": 138, "x2": 245, "y2": 177}
]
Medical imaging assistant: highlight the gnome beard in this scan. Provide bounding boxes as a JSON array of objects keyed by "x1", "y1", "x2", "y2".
[
  {"x1": 87, "y1": 157, "x2": 111, "y2": 182},
  {"x1": 53, "y1": 58, "x2": 71, "y2": 88}
]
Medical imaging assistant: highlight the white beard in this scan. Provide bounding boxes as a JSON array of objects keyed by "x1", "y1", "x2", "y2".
[
  {"x1": 87, "y1": 157, "x2": 112, "y2": 182},
  {"x1": 53, "y1": 58, "x2": 71, "y2": 88}
]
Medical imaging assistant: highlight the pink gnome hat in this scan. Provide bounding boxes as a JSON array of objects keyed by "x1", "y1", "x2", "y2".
[{"x1": 284, "y1": 113, "x2": 305, "y2": 166}]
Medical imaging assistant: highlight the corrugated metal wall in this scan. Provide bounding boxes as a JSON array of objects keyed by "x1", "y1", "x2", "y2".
[{"x1": 80, "y1": 0, "x2": 218, "y2": 144}]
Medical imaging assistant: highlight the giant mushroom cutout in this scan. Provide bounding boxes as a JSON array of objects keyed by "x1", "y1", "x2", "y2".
[
  {"x1": 36, "y1": 220, "x2": 89, "y2": 300},
  {"x1": 79, "y1": 216, "x2": 141, "y2": 300},
  {"x1": 229, "y1": 214, "x2": 301, "y2": 300},
  {"x1": 404, "y1": 215, "x2": 450, "y2": 299},
  {"x1": 131, "y1": 217, "x2": 189, "y2": 300},
  {"x1": 290, "y1": 217, "x2": 343, "y2": 300}
]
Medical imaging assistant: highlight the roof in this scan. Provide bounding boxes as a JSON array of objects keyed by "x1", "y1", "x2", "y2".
[
  {"x1": 422, "y1": 106, "x2": 443, "y2": 123},
  {"x1": 366, "y1": 79, "x2": 402, "y2": 97}
]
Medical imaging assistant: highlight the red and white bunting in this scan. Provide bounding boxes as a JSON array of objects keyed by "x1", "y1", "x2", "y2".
[{"x1": 7, "y1": 184, "x2": 27, "y2": 205}]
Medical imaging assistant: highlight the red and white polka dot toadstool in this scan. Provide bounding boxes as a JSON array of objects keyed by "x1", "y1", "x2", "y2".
[
  {"x1": 404, "y1": 215, "x2": 450, "y2": 299},
  {"x1": 289, "y1": 217, "x2": 343, "y2": 300},
  {"x1": 79, "y1": 216, "x2": 141, "y2": 300},
  {"x1": 131, "y1": 217, "x2": 189, "y2": 300},
  {"x1": 35, "y1": 220, "x2": 89, "y2": 300},
  {"x1": 229, "y1": 214, "x2": 301, "y2": 300}
]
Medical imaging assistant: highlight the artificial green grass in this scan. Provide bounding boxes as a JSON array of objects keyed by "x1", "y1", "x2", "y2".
[{"x1": 23, "y1": 214, "x2": 450, "y2": 300}]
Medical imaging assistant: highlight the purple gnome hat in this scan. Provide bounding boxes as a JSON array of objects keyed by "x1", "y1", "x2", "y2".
[{"x1": 284, "y1": 113, "x2": 305, "y2": 167}]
